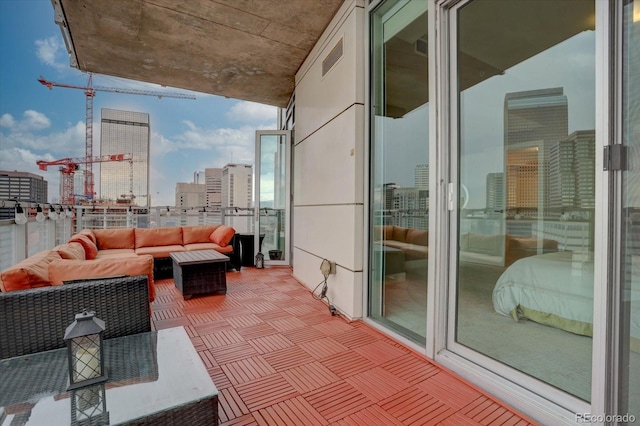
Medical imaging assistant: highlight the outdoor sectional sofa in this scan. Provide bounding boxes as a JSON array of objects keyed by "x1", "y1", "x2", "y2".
[
  {"x1": 0, "y1": 224, "x2": 240, "y2": 303},
  {"x1": 375, "y1": 225, "x2": 429, "y2": 262}
]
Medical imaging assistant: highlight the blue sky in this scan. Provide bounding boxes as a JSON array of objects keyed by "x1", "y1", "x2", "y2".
[{"x1": 0, "y1": 0, "x2": 277, "y2": 206}]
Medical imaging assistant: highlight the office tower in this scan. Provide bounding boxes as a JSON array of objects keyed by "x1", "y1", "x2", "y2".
[
  {"x1": 573, "y1": 131, "x2": 596, "y2": 209},
  {"x1": 0, "y1": 171, "x2": 48, "y2": 219},
  {"x1": 486, "y1": 173, "x2": 505, "y2": 213},
  {"x1": 504, "y1": 88, "x2": 568, "y2": 215},
  {"x1": 414, "y1": 164, "x2": 429, "y2": 190},
  {"x1": 393, "y1": 187, "x2": 428, "y2": 229},
  {"x1": 549, "y1": 130, "x2": 596, "y2": 210},
  {"x1": 100, "y1": 108, "x2": 150, "y2": 207},
  {"x1": 222, "y1": 164, "x2": 252, "y2": 233},
  {"x1": 175, "y1": 182, "x2": 205, "y2": 208},
  {"x1": 205, "y1": 168, "x2": 223, "y2": 210}
]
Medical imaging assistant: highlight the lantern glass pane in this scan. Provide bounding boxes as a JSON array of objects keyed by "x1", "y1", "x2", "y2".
[{"x1": 71, "y1": 334, "x2": 102, "y2": 382}]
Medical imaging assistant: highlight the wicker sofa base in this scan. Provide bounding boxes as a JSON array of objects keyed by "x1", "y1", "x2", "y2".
[{"x1": 0, "y1": 275, "x2": 151, "y2": 360}]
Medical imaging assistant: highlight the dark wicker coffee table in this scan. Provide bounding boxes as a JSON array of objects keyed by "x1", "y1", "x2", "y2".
[{"x1": 170, "y1": 250, "x2": 229, "y2": 299}]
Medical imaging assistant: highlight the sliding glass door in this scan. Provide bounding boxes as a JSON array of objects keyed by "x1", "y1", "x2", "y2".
[
  {"x1": 618, "y1": 0, "x2": 639, "y2": 418},
  {"x1": 369, "y1": 0, "x2": 430, "y2": 344},
  {"x1": 451, "y1": 0, "x2": 597, "y2": 401}
]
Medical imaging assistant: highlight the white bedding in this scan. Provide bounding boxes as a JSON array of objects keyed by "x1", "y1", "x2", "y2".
[{"x1": 492, "y1": 251, "x2": 640, "y2": 340}]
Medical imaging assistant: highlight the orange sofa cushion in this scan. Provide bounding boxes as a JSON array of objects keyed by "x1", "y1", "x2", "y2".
[
  {"x1": 209, "y1": 225, "x2": 235, "y2": 247},
  {"x1": 135, "y1": 245, "x2": 185, "y2": 258},
  {"x1": 391, "y1": 226, "x2": 409, "y2": 243},
  {"x1": 406, "y1": 229, "x2": 428, "y2": 246},
  {"x1": 93, "y1": 228, "x2": 135, "y2": 250},
  {"x1": 53, "y1": 242, "x2": 86, "y2": 260},
  {"x1": 48, "y1": 255, "x2": 155, "y2": 302},
  {"x1": 184, "y1": 243, "x2": 234, "y2": 254},
  {"x1": 69, "y1": 234, "x2": 98, "y2": 260},
  {"x1": 135, "y1": 227, "x2": 182, "y2": 248},
  {"x1": 0, "y1": 250, "x2": 61, "y2": 292},
  {"x1": 79, "y1": 229, "x2": 97, "y2": 245},
  {"x1": 182, "y1": 225, "x2": 220, "y2": 245}
]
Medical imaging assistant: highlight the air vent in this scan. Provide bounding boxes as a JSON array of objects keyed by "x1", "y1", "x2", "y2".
[
  {"x1": 322, "y1": 38, "x2": 343, "y2": 76},
  {"x1": 414, "y1": 37, "x2": 428, "y2": 57}
]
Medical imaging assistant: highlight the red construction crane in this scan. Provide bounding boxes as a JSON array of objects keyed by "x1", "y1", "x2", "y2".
[
  {"x1": 36, "y1": 154, "x2": 132, "y2": 205},
  {"x1": 38, "y1": 73, "x2": 196, "y2": 200}
]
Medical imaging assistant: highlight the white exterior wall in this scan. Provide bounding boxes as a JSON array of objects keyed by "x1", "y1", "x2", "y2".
[{"x1": 293, "y1": 0, "x2": 365, "y2": 319}]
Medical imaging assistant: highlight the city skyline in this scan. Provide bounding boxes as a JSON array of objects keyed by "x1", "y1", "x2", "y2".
[{"x1": 0, "y1": 0, "x2": 278, "y2": 207}]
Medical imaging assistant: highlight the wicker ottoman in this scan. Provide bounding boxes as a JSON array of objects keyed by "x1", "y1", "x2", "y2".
[{"x1": 170, "y1": 250, "x2": 229, "y2": 299}]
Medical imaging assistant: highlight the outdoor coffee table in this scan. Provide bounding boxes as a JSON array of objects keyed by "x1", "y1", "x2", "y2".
[
  {"x1": 170, "y1": 250, "x2": 229, "y2": 299},
  {"x1": 0, "y1": 326, "x2": 218, "y2": 425}
]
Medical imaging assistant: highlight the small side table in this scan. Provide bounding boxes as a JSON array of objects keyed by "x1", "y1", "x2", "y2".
[
  {"x1": 170, "y1": 250, "x2": 229, "y2": 299},
  {"x1": 236, "y1": 233, "x2": 265, "y2": 267}
]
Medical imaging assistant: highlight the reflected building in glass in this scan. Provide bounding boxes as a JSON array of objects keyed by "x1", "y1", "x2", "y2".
[{"x1": 504, "y1": 88, "x2": 568, "y2": 216}]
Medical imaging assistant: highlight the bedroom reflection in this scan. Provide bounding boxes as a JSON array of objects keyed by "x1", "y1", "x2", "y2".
[
  {"x1": 369, "y1": 0, "x2": 429, "y2": 344},
  {"x1": 455, "y1": 0, "x2": 596, "y2": 401}
]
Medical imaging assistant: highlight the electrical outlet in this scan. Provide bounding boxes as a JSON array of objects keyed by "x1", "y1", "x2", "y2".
[{"x1": 329, "y1": 261, "x2": 336, "y2": 275}]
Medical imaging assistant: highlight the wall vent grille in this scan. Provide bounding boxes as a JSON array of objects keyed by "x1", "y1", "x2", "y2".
[{"x1": 322, "y1": 38, "x2": 343, "y2": 76}]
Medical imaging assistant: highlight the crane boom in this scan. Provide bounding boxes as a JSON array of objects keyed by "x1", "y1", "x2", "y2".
[
  {"x1": 38, "y1": 73, "x2": 196, "y2": 200},
  {"x1": 36, "y1": 154, "x2": 133, "y2": 205},
  {"x1": 38, "y1": 77, "x2": 197, "y2": 99}
]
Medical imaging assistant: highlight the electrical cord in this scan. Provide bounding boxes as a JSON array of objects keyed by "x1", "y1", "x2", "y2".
[{"x1": 311, "y1": 262, "x2": 337, "y2": 316}]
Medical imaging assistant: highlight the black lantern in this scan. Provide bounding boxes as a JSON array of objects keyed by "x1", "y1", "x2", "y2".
[
  {"x1": 255, "y1": 252, "x2": 264, "y2": 269},
  {"x1": 71, "y1": 383, "x2": 109, "y2": 426},
  {"x1": 64, "y1": 310, "x2": 107, "y2": 390}
]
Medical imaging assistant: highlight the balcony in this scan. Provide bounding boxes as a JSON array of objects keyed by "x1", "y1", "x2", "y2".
[{"x1": 0, "y1": 206, "x2": 536, "y2": 425}]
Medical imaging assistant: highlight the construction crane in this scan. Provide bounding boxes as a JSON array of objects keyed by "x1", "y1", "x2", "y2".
[
  {"x1": 38, "y1": 73, "x2": 196, "y2": 200},
  {"x1": 36, "y1": 154, "x2": 133, "y2": 205}
]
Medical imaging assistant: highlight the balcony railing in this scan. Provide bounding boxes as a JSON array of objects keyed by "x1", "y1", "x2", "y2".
[{"x1": 0, "y1": 202, "x2": 259, "y2": 271}]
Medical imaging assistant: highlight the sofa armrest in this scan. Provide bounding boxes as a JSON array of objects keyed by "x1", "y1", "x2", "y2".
[{"x1": 0, "y1": 275, "x2": 151, "y2": 359}]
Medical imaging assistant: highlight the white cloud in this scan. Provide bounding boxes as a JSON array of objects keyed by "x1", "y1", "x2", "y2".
[
  {"x1": 225, "y1": 101, "x2": 278, "y2": 125},
  {"x1": 35, "y1": 36, "x2": 66, "y2": 71},
  {"x1": 23, "y1": 110, "x2": 51, "y2": 130},
  {"x1": 0, "y1": 113, "x2": 15, "y2": 128}
]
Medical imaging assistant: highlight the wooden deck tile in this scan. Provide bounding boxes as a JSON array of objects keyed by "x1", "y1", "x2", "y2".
[
  {"x1": 222, "y1": 356, "x2": 277, "y2": 386},
  {"x1": 235, "y1": 374, "x2": 299, "y2": 411},
  {"x1": 150, "y1": 269, "x2": 539, "y2": 426},
  {"x1": 304, "y1": 381, "x2": 373, "y2": 423},
  {"x1": 280, "y1": 362, "x2": 341, "y2": 393},
  {"x1": 345, "y1": 367, "x2": 410, "y2": 402}
]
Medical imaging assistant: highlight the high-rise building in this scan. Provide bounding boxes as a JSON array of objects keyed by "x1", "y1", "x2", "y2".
[
  {"x1": 100, "y1": 108, "x2": 150, "y2": 206},
  {"x1": 549, "y1": 130, "x2": 596, "y2": 210},
  {"x1": 175, "y1": 182, "x2": 205, "y2": 208},
  {"x1": 486, "y1": 172, "x2": 505, "y2": 213},
  {"x1": 414, "y1": 164, "x2": 429, "y2": 190},
  {"x1": 205, "y1": 168, "x2": 223, "y2": 210},
  {"x1": 222, "y1": 164, "x2": 252, "y2": 233},
  {"x1": 504, "y1": 88, "x2": 568, "y2": 214},
  {"x1": 0, "y1": 171, "x2": 48, "y2": 203}
]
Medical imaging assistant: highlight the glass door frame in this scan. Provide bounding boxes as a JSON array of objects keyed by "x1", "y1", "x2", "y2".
[
  {"x1": 432, "y1": 0, "x2": 614, "y2": 422},
  {"x1": 254, "y1": 130, "x2": 292, "y2": 266}
]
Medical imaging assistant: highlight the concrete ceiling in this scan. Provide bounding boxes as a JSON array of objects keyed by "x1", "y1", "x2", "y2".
[{"x1": 54, "y1": 0, "x2": 344, "y2": 107}]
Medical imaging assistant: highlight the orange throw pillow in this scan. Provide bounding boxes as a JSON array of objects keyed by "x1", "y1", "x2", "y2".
[
  {"x1": 69, "y1": 234, "x2": 98, "y2": 260},
  {"x1": 209, "y1": 225, "x2": 235, "y2": 247}
]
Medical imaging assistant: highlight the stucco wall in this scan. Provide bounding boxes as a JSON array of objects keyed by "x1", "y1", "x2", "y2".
[{"x1": 292, "y1": 0, "x2": 365, "y2": 319}]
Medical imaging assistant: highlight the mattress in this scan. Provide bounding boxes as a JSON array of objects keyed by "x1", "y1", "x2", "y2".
[{"x1": 492, "y1": 251, "x2": 640, "y2": 342}]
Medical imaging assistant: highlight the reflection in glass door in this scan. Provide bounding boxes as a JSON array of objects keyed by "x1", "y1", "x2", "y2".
[
  {"x1": 369, "y1": 0, "x2": 429, "y2": 344},
  {"x1": 619, "y1": 0, "x2": 639, "y2": 418},
  {"x1": 452, "y1": 0, "x2": 596, "y2": 401},
  {"x1": 255, "y1": 131, "x2": 290, "y2": 265}
]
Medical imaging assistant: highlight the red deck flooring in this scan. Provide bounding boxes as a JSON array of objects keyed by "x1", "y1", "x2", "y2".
[{"x1": 151, "y1": 266, "x2": 539, "y2": 426}]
